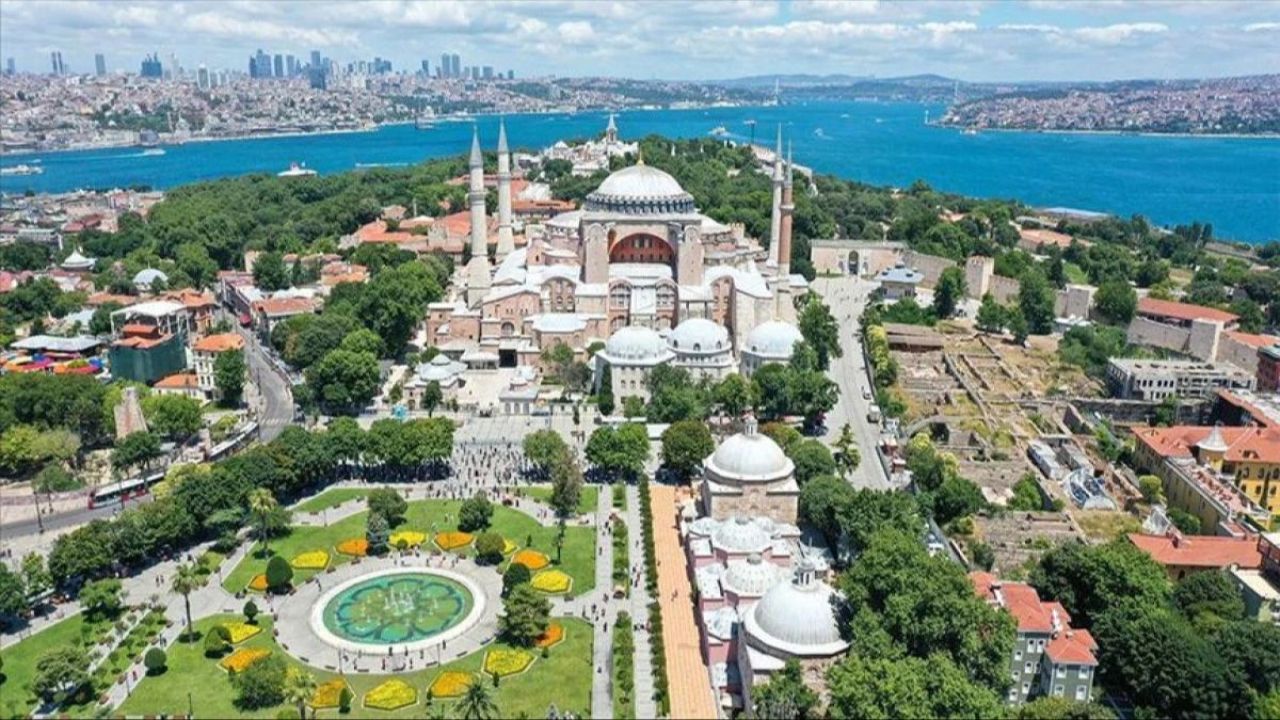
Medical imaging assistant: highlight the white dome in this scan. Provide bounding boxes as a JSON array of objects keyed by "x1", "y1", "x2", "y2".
[
  {"x1": 595, "y1": 164, "x2": 687, "y2": 199},
  {"x1": 706, "y1": 425, "x2": 793, "y2": 482},
  {"x1": 133, "y1": 268, "x2": 168, "y2": 286},
  {"x1": 745, "y1": 565, "x2": 847, "y2": 656},
  {"x1": 723, "y1": 554, "x2": 785, "y2": 597},
  {"x1": 711, "y1": 516, "x2": 772, "y2": 554},
  {"x1": 670, "y1": 318, "x2": 729, "y2": 353},
  {"x1": 602, "y1": 326, "x2": 670, "y2": 363},
  {"x1": 745, "y1": 321, "x2": 803, "y2": 358}
]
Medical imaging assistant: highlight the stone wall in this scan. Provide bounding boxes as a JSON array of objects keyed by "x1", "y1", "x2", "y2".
[
  {"x1": 1126, "y1": 315, "x2": 1226, "y2": 362},
  {"x1": 1054, "y1": 284, "x2": 1096, "y2": 319},
  {"x1": 989, "y1": 275, "x2": 1022, "y2": 304},
  {"x1": 902, "y1": 250, "x2": 956, "y2": 288}
]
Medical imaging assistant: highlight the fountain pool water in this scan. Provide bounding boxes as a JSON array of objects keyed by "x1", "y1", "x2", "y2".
[{"x1": 320, "y1": 572, "x2": 474, "y2": 646}]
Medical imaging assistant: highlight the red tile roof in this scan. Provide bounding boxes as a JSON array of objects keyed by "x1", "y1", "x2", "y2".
[
  {"x1": 1137, "y1": 297, "x2": 1238, "y2": 325},
  {"x1": 193, "y1": 333, "x2": 244, "y2": 353},
  {"x1": 1225, "y1": 330, "x2": 1280, "y2": 349},
  {"x1": 155, "y1": 372, "x2": 200, "y2": 389},
  {"x1": 1133, "y1": 425, "x2": 1280, "y2": 464},
  {"x1": 253, "y1": 297, "x2": 316, "y2": 316},
  {"x1": 1128, "y1": 532, "x2": 1262, "y2": 570},
  {"x1": 1046, "y1": 629, "x2": 1098, "y2": 665}
]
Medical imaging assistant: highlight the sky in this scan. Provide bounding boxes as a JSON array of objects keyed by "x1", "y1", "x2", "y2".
[{"x1": 0, "y1": 0, "x2": 1276, "y2": 82}]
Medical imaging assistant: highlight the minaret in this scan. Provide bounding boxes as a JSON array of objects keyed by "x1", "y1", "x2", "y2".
[
  {"x1": 495, "y1": 118, "x2": 514, "y2": 261},
  {"x1": 777, "y1": 141, "x2": 796, "y2": 322},
  {"x1": 605, "y1": 113, "x2": 618, "y2": 143},
  {"x1": 767, "y1": 124, "x2": 783, "y2": 268},
  {"x1": 465, "y1": 126, "x2": 491, "y2": 306}
]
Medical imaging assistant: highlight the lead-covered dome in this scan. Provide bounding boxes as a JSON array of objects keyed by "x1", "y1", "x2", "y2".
[
  {"x1": 711, "y1": 517, "x2": 773, "y2": 554},
  {"x1": 705, "y1": 419, "x2": 793, "y2": 483},
  {"x1": 669, "y1": 318, "x2": 729, "y2": 353},
  {"x1": 600, "y1": 326, "x2": 672, "y2": 365},
  {"x1": 744, "y1": 321, "x2": 803, "y2": 359},
  {"x1": 723, "y1": 554, "x2": 786, "y2": 597},
  {"x1": 585, "y1": 164, "x2": 696, "y2": 215},
  {"x1": 744, "y1": 562, "x2": 848, "y2": 656}
]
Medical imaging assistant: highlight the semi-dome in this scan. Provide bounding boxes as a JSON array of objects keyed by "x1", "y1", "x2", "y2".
[
  {"x1": 723, "y1": 554, "x2": 785, "y2": 597},
  {"x1": 669, "y1": 317, "x2": 729, "y2": 353},
  {"x1": 745, "y1": 321, "x2": 803, "y2": 358},
  {"x1": 601, "y1": 326, "x2": 671, "y2": 364},
  {"x1": 744, "y1": 562, "x2": 848, "y2": 656},
  {"x1": 711, "y1": 516, "x2": 772, "y2": 554},
  {"x1": 585, "y1": 163, "x2": 696, "y2": 215},
  {"x1": 705, "y1": 419, "x2": 793, "y2": 482}
]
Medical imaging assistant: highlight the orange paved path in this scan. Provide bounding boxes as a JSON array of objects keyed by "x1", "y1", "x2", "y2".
[{"x1": 650, "y1": 483, "x2": 719, "y2": 720}]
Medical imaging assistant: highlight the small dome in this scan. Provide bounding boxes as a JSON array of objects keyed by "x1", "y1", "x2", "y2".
[
  {"x1": 133, "y1": 268, "x2": 168, "y2": 286},
  {"x1": 670, "y1": 318, "x2": 729, "y2": 353},
  {"x1": 723, "y1": 554, "x2": 785, "y2": 597},
  {"x1": 745, "y1": 563, "x2": 847, "y2": 656},
  {"x1": 706, "y1": 422, "x2": 792, "y2": 482},
  {"x1": 745, "y1": 321, "x2": 803, "y2": 358},
  {"x1": 602, "y1": 326, "x2": 670, "y2": 363},
  {"x1": 711, "y1": 517, "x2": 772, "y2": 554}
]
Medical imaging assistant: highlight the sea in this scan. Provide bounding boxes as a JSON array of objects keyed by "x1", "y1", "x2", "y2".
[{"x1": 2, "y1": 101, "x2": 1278, "y2": 243}]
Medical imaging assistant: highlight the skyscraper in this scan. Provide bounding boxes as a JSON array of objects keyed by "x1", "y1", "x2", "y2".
[
  {"x1": 421, "y1": 59, "x2": 430, "y2": 75},
  {"x1": 482, "y1": 66, "x2": 493, "y2": 79},
  {"x1": 440, "y1": 53, "x2": 451, "y2": 77},
  {"x1": 5, "y1": 58, "x2": 15, "y2": 76},
  {"x1": 94, "y1": 53, "x2": 106, "y2": 76},
  {"x1": 470, "y1": 65, "x2": 479, "y2": 80},
  {"x1": 286, "y1": 54, "x2": 297, "y2": 76},
  {"x1": 310, "y1": 50, "x2": 322, "y2": 69},
  {"x1": 450, "y1": 54, "x2": 461, "y2": 78},
  {"x1": 140, "y1": 53, "x2": 163, "y2": 78},
  {"x1": 197, "y1": 64, "x2": 209, "y2": 90},
  {"x1": 273, "y1": 54, "x2": 284, "y2": 78},
  {"x1": 50, "y1": 51, "x2": 64, "y2": 76}
]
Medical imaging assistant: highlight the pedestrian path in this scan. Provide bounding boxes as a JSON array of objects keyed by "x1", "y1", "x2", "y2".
[
  {"x1": 626, "y1": 484, "x2": 657, "y2": 720},
  {"x1": 589, "y1": 485, "x2": 615, "y2": 719}
]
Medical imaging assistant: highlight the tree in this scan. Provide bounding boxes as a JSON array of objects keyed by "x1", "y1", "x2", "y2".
[
  {"x1": 975, "y1": 294, "x2": 1007, "y2": 333},
  {"x1": 20, "y1": 552, "x2": 51, "y2": 604},
  {"x1": 1216, "y1": 621, "x2": 1280, "y2": 695},
  {"x1": 31, "y1": 647, "x2": 89, "y2": 703},
  {"x1": 0, "y1": 424, "x2": 42, "y2": 474},
  {"x1": 283, "y1": 668, "x2": 318, "y2": 720},
  {"x1": 248, "y1": 488, "x2": 279, "y2": 553},
  {"x1": 1094, "y1": 279, "x2": 1138, "y2": 325},
  {"x1": 457, "y1": 679, "x2": 499, "y2": 720},
  {"x1": 498, "y1": 584, "x2": 550, "y2": 647},
  {"x1": 1167, "y1": 507, "x2": 1202, "y2": 535},
  {"x1": 0, "y1": 565, "x2": 25, "y2": 620},
  {"x1": 1008, "y1": 475, "x2": 1045, "y2": 511},
  {"x1": 305, "y1": 349, "x2": 380, "y2": 414},
  {"x1": 789, "y1": 439, "x2": 836, "y2": 486},
  {"x1": 366, "y1": 512, "x2": 390, "y2": 555},
  {"x1": 111, "y1": 430, "x2": 162, "y2": 475},
  {"x1": 265, "y1": 555, "x2": 293, "y2": 592},
  {"x1": 1017, "y1": 269, "x2": 1056, "y2": 336},
  {"x1": 929, "y1": 476, "x2": 985, "y2": 525},
  {"x1": 143, "y1": 647, "x2": 167, "y2": 675},
  {"x1": 214, "y1": 349, "x2": 246, "y2": 406},
  {"x1": 233, "y1": 654, "x2": 288, "y2": 709},
  {"x1": 585, "y1": 424, "x2": 650, "y2": 479},
  {"x1": 1030, "y1": 539, "x2": 1171, "y2": 629},
  {"x1": 712, "y1": 373, "x2": 755, "y2": 420},
  {"x1": 798, "y1": 475, "x2": 856, "y2": 547},
  {"x1": 541, "y1": 342, "x2": 574, "y2": 382},
  {"x1": 826, "y1": 652, "x2": 1004, "y2": 720},
  {"x1": 751, "y1": 659, "x2": 818, "y2": 719},
  {"x1": 172, "y1": 562, "x2": 200, "y2": 642},
  {"x1": 798, "y1": 296, "x2": 842, "y2": 371},
  {"x1": 339, "y1": 686, "x2": 354, "y2": 714},
  {"x1": 832, "y1": 423, "x2": 861, "y2": 478},
  {"x1": 549, "y1": 454, "x2": 584, "y2": 522},
  {"x1": 142, "y1": 394, "x2": 203, "y2": 440},
  {"x1": 421, "y1": 380, "x2": 443, "y2": 416},
  {"x1": 788, "y1": 369, "x2": 838, "y2": 431},
  {"x1": 660, "y1": 419, "x2": 714, "y2": 479},
  {"x1": 475, "y1": 532, "x2": 505, "y2": 565},
  {"x1": 1137, "y1": 475, "x2": 1165, "y2": 505},
  {"x1": 339, "y1": 328, "x2": 383, "y2": 357},
  {"x1": 1014, "y1": 697, "x2": 1116, "y2": 719},
  {"x1": 79, "y1": 578, "x2": 123, "y2": 621},
  {"x1": 458, "y1": 492, "x2": 493, "y2": 532},
  {"x1": 1172, "y1": 571, "x2": 1244, "y2": 629},
  {"x1": 204, "y1": 625, "x2": 231, "y2": 656},
  {"x1": 1153, "y1": 396, "x2": 1179, "y2": 427},
  {"x1": 503, "y1": 563, "x2": 532, "y2": 596},
  {"x1": 244, "y1": 599, "x2": 260, "y2": 624},
  {"x1": 523, "y1": 429, "x2": 569, "y2": 473},
  {"x1": 252, "y1": 251, "x2": 290, "y2": 292},
  {"x1": 367, "y1": 487, "x2": 408, "y2": 526},
  {"x1": 761, "y1": 421, "x2": 802, "y2": 455},
  {"x1": 933, "y1": 266, "x2": 967, "y2": 319},
  {"x1": 89, "y1": 301, "x2": 122, "y2": 336}
]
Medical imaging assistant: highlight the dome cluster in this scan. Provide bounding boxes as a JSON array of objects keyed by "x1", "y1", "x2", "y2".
[{"x1": 602, "y1": 326, "x2": 671, "y2": 363}]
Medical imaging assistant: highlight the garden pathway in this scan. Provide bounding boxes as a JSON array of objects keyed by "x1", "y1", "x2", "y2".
[{"x1": 626, "y1": 484, "x2": 657, "y2": 720}]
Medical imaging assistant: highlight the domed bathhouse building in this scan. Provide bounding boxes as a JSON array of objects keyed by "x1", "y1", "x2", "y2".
[
  {"x1": 593, "y1": 325, "x2": 674, "y2": 403},
  {"x1": 740, "y1": 319, "x2": 805, "y2": 376},
  {"x1": 425, "y1": 117, "x2": 809, "y2": 392},
  {"x1": 700, "y1": 416, "x2": 799, "y2": 523}
]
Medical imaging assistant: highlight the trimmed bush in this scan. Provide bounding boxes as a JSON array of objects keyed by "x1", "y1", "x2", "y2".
[
  {"x1": 203, "y1": 628, "x2": 229, "y2": 657},
  {"x1": 143, "y1": 648, "x2": 167, "y2": 675},
  {"x1": 503, "y1": 562, "x2": 532, "y2": 596},
  {"x1": 475, "y1": 531, "x2": 505, "y2": 565},
  {"x1": 265, "y1": 555, "x2": 293, "y2": 592},
  {"x1": 243, "y1": 599, "x2": 259, "y2": 624}
]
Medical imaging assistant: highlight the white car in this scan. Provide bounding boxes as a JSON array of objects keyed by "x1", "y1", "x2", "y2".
[{"x1": 862, "y1": 387, "x2": 872, "y2": 400}]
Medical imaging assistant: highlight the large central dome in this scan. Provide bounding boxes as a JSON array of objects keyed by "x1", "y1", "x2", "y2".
[{"x1": 585, "y1": 164, "x2": 696, "y2": 215}]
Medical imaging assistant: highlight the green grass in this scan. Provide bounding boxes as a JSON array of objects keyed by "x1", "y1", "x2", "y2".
[
  {"x1": 0, "y1": 613, "x2": 89, "y2": 717},
  {"x1": 518, "y1": 484, "x2": 599, "y2": 516},
  {"x1": 1064, "y1": 261, "x2": 1089, "y2": 284},
  {"x1": 612, "y1": 484, "x2": 627, "y2": 510},
  {"x1": 223, "y1": 499, "x2": 597, "y2": 596},
  {"x1": 118, "y1": 614, "x2": 594, "y2": 718},
  {"x1": 294, "y1": 488, "x2": 370, "y2": 513}
]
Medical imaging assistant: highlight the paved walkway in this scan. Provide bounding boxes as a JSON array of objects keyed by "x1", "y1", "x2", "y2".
[
  {"x1": 650, "y1": 484, "x2": 718, "y2": 720},
  {"x1": 626, "y1": 484, "x2": 657, "y2": 720}
]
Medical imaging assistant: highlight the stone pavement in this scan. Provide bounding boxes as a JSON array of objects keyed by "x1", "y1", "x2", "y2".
[{"x1": 626, "y1": 484, "x2": 658, "y2": 720}]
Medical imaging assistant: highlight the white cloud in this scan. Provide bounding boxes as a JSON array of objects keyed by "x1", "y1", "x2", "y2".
[
  {"x1": 1072, "y1": 22, "x2": 1167, "y2": 44},
  {"x1": 1244, "y1": 22, "x2": 1280, "y2": 32},
  {"x1": 556, "y1": 20, "x2": 596, "y2": 44}
]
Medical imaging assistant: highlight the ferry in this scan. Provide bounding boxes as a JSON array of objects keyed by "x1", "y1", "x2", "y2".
[
  {"x1": 278, "y1": 162, "x2": 317, "y2": 177},
  {"x1": 140, "y1": 148, "x2": 166, "y2": 157},
  {"x1": 962, "y1": 127, "x2": 980, "y2": 136},
  {"x1": 709, "y1": 125, "x2": 729, "y2": 138},
  {"x1": 0, "y1": 164, "x2": 43, "y2": 176}
]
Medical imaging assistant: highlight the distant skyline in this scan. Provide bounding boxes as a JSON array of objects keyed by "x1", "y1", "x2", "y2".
[{"x1": 0, "y1": 0, "x2": 1276, "y2": 82}]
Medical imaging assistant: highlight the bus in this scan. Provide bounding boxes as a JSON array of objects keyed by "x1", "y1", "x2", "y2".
[{"x1": 88, "y1": 473, "x2": 162, "y2": 509}]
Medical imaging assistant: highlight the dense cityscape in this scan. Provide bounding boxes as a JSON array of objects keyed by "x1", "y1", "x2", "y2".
[{"x1": 1, "y1": 2, "x2": 1278, "y2": 720}]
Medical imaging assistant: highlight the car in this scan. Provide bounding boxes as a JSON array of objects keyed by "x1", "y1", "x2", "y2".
[{"x1": 862, "y1": 387, "x2": 872, "y2": 400}]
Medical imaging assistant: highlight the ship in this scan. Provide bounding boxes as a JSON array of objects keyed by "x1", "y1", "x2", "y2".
[
  {"x1": 278, "y1": 162, "x2": 317, "y2": 178},
  {"x1": 0, "y1": 164, "x2": 43, "y2": 176},
  {"x1": 141, "y1": 148, "x2": 166, "y2": 157},
  {"x1": 708, "y1": 125, "x2": 729, "y2": 137}
]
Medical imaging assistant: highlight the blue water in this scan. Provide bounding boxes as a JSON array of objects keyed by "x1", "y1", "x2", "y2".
[{"x1": 3, "y1": 101, "x2": 1277, "y2": 242}]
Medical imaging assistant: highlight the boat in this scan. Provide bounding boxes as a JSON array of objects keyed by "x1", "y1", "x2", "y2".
[
  {"x1": 840, "y1": 113, "x2": 850, "y2": 119},
  {"x1": 140, "y1": 148, "x2": 166, "y2": 156},
  {"x1": 278, "y1": 162, "x2": 317, "y2": 178},
  {"x1": 813, "y1": 128, "x2": 828, "y2": 139},
  {"x1": 962, "y1": 127, "x2": 979, "y2": 136},
  {"x1": 708, "y1": 125, "x2": 729, "y2": 138},
  {"x1": 0, "y1": 164, "x2": 43, "y2": 176}
]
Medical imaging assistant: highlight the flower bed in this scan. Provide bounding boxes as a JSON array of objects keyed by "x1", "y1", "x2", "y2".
[
  {"x1": 247, "y1": 574, "x2": 269, "y2": 592},
  {"x1": 512, "y1": 549, "x2": 550, "y2": 571},
  {"x1": 364, "y1": 678, "x2": 417, "y2": 711},
  {"x1": 389, "y1": 530, "x2": 427, "y2": 548},
  {"x1": 531, "y1": 569, "x2": 573, "y2": 594},
  {"x1": 502, "y1": 538, "x2": 518, "y2": 555},
  {"x1": 434, "y1": 531, "x2": 474, "y2": 550},
  {"x1": 291, "y1": 550, "x2": 330, "y2": 570},
  {"x1": 535, "y1": 622, "x2": 566, "y2": 649},
  {"x1": 220, "y1": 622, "x2": 262, "y2": 644},
  {"x1": 335, "y1": 537, "x2": 369, "y2": 557},
  {"x1": 428, "y1": 671, "x2": 475, "y2": 698},
  {"x1": 311, "y1": 678, "x2": 351, "y2": 709},
  {"x1": 484, "y1": 648, "x2": 536, "y2": 678},
  {"x1": 218, "y1": 647, "x2": 270, "y2": 673}
]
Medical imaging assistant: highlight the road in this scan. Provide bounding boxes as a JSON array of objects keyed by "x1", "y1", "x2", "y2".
[
  {"x1": 814, "y1": 275, "x2": 893, "y2": 491},
  {"x1": 236, "y1": 324, "x2": 295, "y2": 442}
]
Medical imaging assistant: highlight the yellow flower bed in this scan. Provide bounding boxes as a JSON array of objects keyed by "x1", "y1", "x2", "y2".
[
  {"x1": 311, "y1": 678, "x2": 350, "y2": 709},
  {"x1": 483, "y1": 648, "x2": 536, "y2": 678},
  {"x1": 291, "y1": 550, "x2": 330, "y2": 570},
  {"x1": 219, "y1": 647, "x2": 270, "y2": 673},
  {"x1": 247, "y1": 574, "x2": 269, "y2": 592},
  {"x1": 512, "y1": 549, "x2": 550, "y2": 571},
  {"x1": 220, "y1": 622, "x2": 262, "y2": 644},
  {"x1": 531, "y1": 569, "x2": 573, "y2": 594},
  {"x1": 364, "y1": 678, "x2": 417, "y2": 711},
  {"x1": 389, "y1": 530, "x2": 426, "y2": 548},
  {"x1": 434, "y1": 531, "x2": 474, "y2": 550},
  {"x1": 428, "y1": 671, "x2": 475, "y2": 698},
  {"x1": 535, "y1": 622, "x2": 565, "y2": 649},
  {"x1": 502, "y1": 538, "x2": 518, "y2": 555},
  {"x1": 335, "y1": 537, "x2": 368, "y2": 557}
]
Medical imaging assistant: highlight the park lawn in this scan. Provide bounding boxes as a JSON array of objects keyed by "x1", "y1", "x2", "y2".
[
  {"x1": 519, "y1": 484, "x2": 599, "y2": 516},
  {"x1": 118, "y1": 614, "x2": 594, "y2": 719},
  {"x1": 0, "y1": 613, "x2": 88, "y2": 717},
  {"x1": 294, "y1": 488, "x2": 370, "y2": 514},
  {"x1": 223, "y1": 499, "x2": 597, "y2": 596}
]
